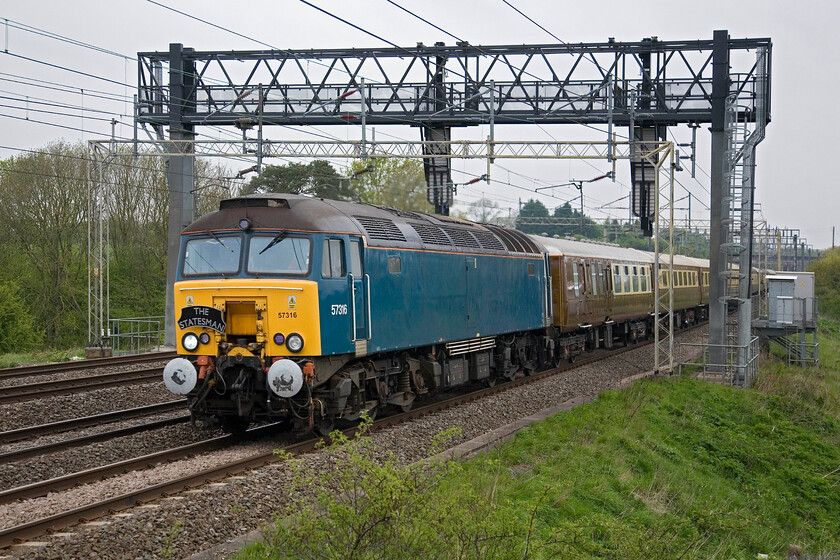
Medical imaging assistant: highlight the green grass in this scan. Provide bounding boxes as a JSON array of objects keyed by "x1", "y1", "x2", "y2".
[
  {"x1": 235, "y1": 318, "x2": 840, "y2": 560},
  {"x1": 0, "y1": 347, "x2": 84, "y2": 369},
  {"x1": 456, "y1": 377, "x2": 840, "y2": 559}
]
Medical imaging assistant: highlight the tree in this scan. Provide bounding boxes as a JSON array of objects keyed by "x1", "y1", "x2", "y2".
[
  {"x1": 467, "y1": 197, "x2": 502, "y2": 224},
  {"x1": 0, "y1": 141, "x2": 89, "y2": 345},
  {"x1": 515, "y1": 199, "x2": 551, "y2": 235},
  {"x1": 243, "y1": 160, "x2": 358, "y2": 201},
  {"x1": 349, "y1": 158, "x2": 433, "y2": 212}
]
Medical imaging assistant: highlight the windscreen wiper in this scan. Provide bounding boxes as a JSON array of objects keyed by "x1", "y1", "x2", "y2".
[
  {"x1": 259, "y1": 230, "x2": 287, "y2": 255},
  {"x1": 207, "y1": 231, "x2": 234, "y2": 252}
]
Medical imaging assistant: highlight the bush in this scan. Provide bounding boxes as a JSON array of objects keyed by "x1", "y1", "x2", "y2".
[
  {"x1": 0, "y1": 280, "x2": 44, "y2": 353},
  {"x1": 237, "y1": 419, "x2": 522, "y2": 560},
  {"x1": 809, "y1": 247, "x2": 840, "y2": 318}
]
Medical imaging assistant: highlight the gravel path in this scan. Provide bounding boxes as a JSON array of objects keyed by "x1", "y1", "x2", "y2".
[{"x1": 0, "y1": 328, "x2": 707, "y2": 560}]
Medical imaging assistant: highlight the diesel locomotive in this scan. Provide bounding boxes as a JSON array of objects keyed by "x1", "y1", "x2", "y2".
[{"x1": 162, "y1": 194, "x2": 710, "y2": 434}]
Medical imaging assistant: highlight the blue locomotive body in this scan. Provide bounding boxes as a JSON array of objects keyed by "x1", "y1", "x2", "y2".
[{"x1": 164, "y1": 194, "x2": 550, "y2": 433}]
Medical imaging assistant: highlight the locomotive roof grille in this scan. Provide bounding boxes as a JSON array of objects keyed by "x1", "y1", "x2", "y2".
[
  {"x1": 440, "y1": 226, "x2": 481, "y2": 249},
  {"x1": 353, "y1": 216, "x2": 407, "y2": 242},
  {"x1": 473, "y1": 231, "x2": 506, "y2": 251},
  {"x1": 483, "y1": 224, "x2": 541, "y2": 254},
  {"x1": 411, "y1": 223, "x2": 452, "y2": 246}
]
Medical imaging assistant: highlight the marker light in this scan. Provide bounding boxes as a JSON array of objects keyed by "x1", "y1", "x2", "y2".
[
  {"x1": 238, "y1": 218, "x2": 252, "y2": 231},
  {"x1": 286, "y1": 333, "x2": 304, "y2": 353},
  {"x1": 182, "y1": 333, "x2": 199, "y2": 352},
  {"x1": 198, "y1": 332, "x2": 211, "y2": 345},
  {"x1": 273, "y1": 333, "x2": 285, "y2": 345}
]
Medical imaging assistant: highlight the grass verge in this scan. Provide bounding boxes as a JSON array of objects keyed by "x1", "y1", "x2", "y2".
[{"x1": 0, "y1": 348, "x2": 84, "y2": 369}]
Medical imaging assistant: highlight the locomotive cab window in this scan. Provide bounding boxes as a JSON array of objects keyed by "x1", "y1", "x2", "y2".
[
  {"x1": 247, "y1": 234, "x2": 310, "y2": 275},
  {"x1": 528, "y1": 263, "x2": 535, "y2": 276},
  {"x1": 183, "y1": 234, "x2": 242, "y2": 277},
  {"x1": 322, "y1": 239, "x2": 346, "y2": 278},
  {"x1": 349, "y1": 240, "x2": 363, "y2": 277},
  {"x1": 388, "y1": 256, "x2": 401, "y2": 274}
]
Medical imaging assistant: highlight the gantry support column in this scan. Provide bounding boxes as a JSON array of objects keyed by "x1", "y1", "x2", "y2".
[
  {"x1": 709, "y1": 30, "x2": 730, "y2": 370},
  {"x1": 423, "y1": 45, "x2": 453, "y2": 215},
  {"x1": 423, "y1": 126, "x2": 453, "y2": 215},
  {"x1": 164, "y1": 43, "x2": 196, "y2": 347}
]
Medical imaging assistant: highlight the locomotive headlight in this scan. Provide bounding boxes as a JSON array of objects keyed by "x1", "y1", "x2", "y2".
[
  {"x1": 182, "y1": 333, "x2": 200, "y2": 352},
  {"x1": 286, "y1": 333, "x2": 304, "y2": 353}
]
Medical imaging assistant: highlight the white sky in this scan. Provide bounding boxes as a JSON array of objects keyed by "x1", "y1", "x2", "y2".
[{"x1": 1, "y1": 0, "x2": 837, "y2": 249}]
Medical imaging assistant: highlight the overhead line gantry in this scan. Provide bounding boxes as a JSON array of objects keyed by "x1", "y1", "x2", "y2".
[{"x1": 130, "y1": 32, "x2": 771, "y2": 372}]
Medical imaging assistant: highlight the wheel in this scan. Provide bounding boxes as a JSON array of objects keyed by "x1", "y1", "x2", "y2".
[
  {"x1": 568, "y1": 353, "x2": 577, "y2": 364},
  {"x1": 399, "y1": 402, "x2": 414, "y2": 413},
  {"x1": 485, "y1": 376, "x2": 498, "y2": 387}
]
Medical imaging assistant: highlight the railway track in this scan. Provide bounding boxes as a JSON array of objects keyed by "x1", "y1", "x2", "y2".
[
  {"x1": 0, "y1": 332, "x2": 684, "y2": 549},
  {"x1": 0, "y1": 368, "x2": 162, "y2": 404},
  {"x1": 0, "y1": 351, "x2": 174, "y2": 381},
  {"x1": 0, "y1": 415, "x2": 190, "y2": 464},
  {"x1": 0, "y1": 401, "x2": 185, "y2": 444}
]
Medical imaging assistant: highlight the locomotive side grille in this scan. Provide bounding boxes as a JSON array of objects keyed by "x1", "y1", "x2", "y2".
[
  {"x1": 472, "y1": 231, "x2": 506, "y2": 251},
  {"x1": 354, "y1": 217, "x2": 407, "y2": 242},
  {"x1": 411, "y1": 223, "x2": 452, "y2": 246},
  {"x1": 440, "y1": 226, "x2": 481, "y2": 249},
  {"x1": 446, "y1": 336, "x2": 496, "y2": 356}
]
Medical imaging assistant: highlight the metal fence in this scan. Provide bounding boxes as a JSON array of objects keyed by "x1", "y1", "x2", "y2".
[
  {"x1": 678, "y1": 335, "x2": 760, "y2": 388},
  {"x1": 108, "y1": 316, "x2": 165, "y2": 355}
]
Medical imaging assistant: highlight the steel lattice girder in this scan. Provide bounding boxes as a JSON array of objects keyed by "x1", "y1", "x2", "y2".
[{"x1": 136, "y1": 37, "x2": 771, "y2": 128}]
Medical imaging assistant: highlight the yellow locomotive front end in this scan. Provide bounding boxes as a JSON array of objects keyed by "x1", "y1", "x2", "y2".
[
  {"x1": 160, "y1": 207, "x2": 329, "y2": 433},
  {"x1": 164, "y1": 277, "x2": 323, "y2": 432}
]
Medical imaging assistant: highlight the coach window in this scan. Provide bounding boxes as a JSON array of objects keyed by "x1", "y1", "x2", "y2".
[
  {"x1": 640, "y1": 267, "x2": 648, "y2": 292},
  {"x1": 579, "y1": 263, "x2": 587, "y2": 295},
  {"x1": 572, "y1": 262, "x2": 580, "y2": 297},
  {"x1": 591, "y1": 264, "x2": 598, "y2": 296},
  {"x1": 321, "y1": 239, "x2": 346, "y2": 278},
  {"x1": 388, "y1": 256, "x2": 401, "y2": 274},
  {"x1": 623, "y1": 266, "x2": 631, "y2": 293},
  {"x1": 613, "y1": 265, "x2": 622, "y2": 294},
  {"x1": 632, "y1": 266, "x2": 639, "y2": 292}
]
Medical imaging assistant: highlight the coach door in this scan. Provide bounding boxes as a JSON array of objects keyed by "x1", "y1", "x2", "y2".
[{"x1": 348, "y1": 237, "x2": 370, "y2": 346}]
